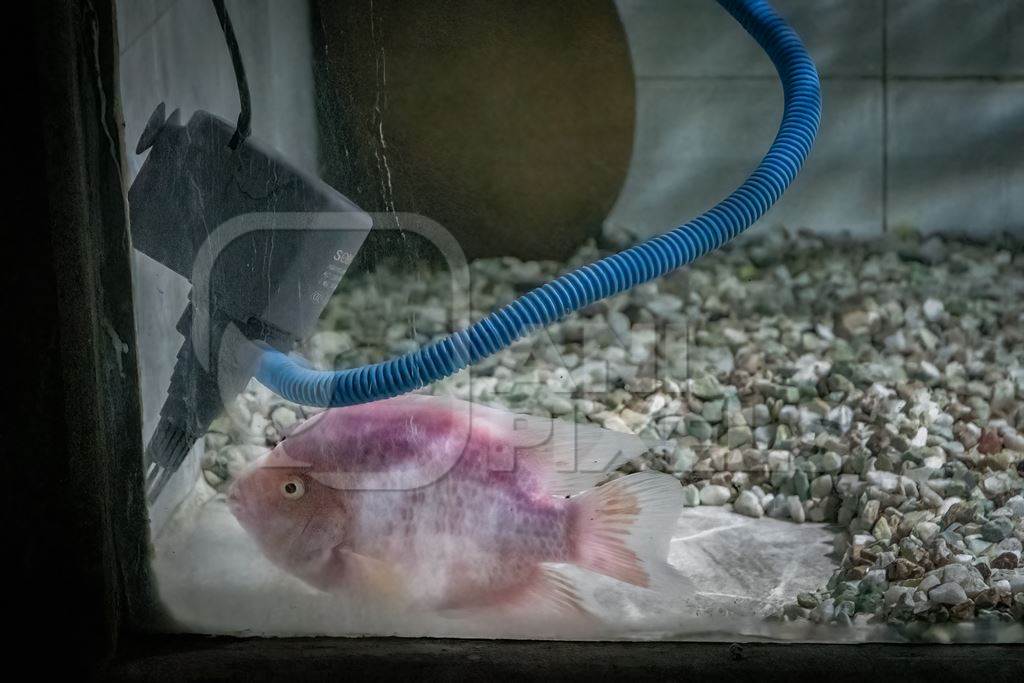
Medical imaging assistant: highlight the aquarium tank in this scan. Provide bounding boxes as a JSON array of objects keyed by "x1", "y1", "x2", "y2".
[{"x1": 116, "y1": 0, "x2": 1023, "y2": 645}]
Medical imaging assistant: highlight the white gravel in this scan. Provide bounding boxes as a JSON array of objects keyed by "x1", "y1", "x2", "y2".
[{"x1": 198, "y1": 226, "x2": 1024, "y2": 639}]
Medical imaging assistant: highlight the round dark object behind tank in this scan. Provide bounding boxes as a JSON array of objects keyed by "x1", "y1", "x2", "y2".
[{"x1": 314, "y1": 0, "x2": 636, "y2": 261}]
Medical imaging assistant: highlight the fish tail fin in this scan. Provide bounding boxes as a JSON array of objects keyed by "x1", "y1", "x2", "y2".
[{"x1": 569, "y1": 472, "x2": 684, "y2": 589}]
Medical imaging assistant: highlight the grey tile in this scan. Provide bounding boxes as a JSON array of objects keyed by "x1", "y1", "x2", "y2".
[
  {"x1": 616, "y1": 0, "x2": 883, "y2": 78},
  {"x1": 117, "y1": 0, "x2": 180, "y2": 54},
  {"x1": 118, "y1": 26, "x2": 163, "y2": 178},
  {"x1": 151, "y1": 0, "x2": 237, "y2": 119},
  {"x1": 117, "y1": 0, "x2": 159, "y2": 54},
  {"x1": 119, "y1": 0, "x2": 241, "y2": 178},
  {"x1": 773, "y1": 79, "x2": 884, "y2": 236},
  {"x1": 887, "y1": 0, "x2": 1024, "y2": 77},
  {"x1": 607, "y1": 78, "x2": 883, "y2": 239},
  {"x1": 119, "y1": 0, "x2": 319, "y2": 176},
  {"x1": 887, "y1": 81, "x2": 1024, "y2": 236}
]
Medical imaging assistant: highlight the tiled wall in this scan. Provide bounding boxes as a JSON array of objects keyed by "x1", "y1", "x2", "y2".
[
  {"x1": 608, "y1": 0, "x2": 1024, "y2": 238},
  {"x1": 116, "y1": 0, "x2": 318, "y2": 530},
  {"x1": 117, "y1": 0, "x2": 318, "y2": 178}
]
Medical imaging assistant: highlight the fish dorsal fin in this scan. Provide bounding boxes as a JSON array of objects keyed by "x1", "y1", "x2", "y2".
[
  {"x1": 421, "y1": 395, "x2": 648, "y2": 497},
  {"x1": 514, "y1": 413, "x2": 647, "y2": 496}
]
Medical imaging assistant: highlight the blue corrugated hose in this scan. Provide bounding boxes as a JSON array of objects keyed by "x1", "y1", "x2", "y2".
[{"x1": 256, "y1": 0, "x2": 822, "y2": 407}]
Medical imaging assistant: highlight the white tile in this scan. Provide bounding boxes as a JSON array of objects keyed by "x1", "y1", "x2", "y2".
[
  {"x1": 887, "y1": 81, "x2": 1024, "y2": 236},
  {"x1": 616, "y1": 0, "x2": 883, "y2": 78},
  {"x1": 117, "y1": 0, "x2": 159, "y2": 54},
  {"x1": 118, "y1": 0, "x2": 235, "y2": 176},
  {"x1": 125, "y1": 0, "x2": 318, "y2": 172},
  {"x1": 887, "y1": 0, "x2": 1024, "y2": 77},
  {"x1": 607, "y1": 78, "x2": 883, "y2": 239},
  {"x1": 118, "y1": 24, "x2": 163, "y2": 179},
  {"x1": 117, "y1": 0, "x2": 179, "y2": 54}
]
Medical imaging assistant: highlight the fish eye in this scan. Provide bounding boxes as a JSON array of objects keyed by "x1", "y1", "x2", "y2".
[{"x1": 280, "y1": 477, "x2": 306, "y2": 500}]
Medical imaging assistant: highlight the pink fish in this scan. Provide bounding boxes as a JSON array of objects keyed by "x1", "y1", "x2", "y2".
[{"x1": 228, "y1": 394, "x2": 683, "y2": 616}]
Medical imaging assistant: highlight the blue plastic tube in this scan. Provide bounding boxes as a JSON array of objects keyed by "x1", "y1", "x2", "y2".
[{"x1": 257, "y1": 0, "x2": 822, "y2": 407}]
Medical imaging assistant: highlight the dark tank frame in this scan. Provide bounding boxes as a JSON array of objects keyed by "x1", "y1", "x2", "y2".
[{"x1": 7, "y1": 1, "x2": 1018, "y2": 679}]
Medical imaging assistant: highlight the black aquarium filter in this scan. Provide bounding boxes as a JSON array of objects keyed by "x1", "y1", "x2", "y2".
[{"x1": 129, "y1": 103, "x2": 369, "y2": 501}]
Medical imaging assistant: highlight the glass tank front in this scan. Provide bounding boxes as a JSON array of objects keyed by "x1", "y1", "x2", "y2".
[{"x1": 119, "y1": 0, "x2": 1024, "y2": 643}]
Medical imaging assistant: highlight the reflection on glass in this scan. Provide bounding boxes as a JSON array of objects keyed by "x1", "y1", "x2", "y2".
[{"x1": 119, "y1": 0, "x2": 1024, "y2": 644}]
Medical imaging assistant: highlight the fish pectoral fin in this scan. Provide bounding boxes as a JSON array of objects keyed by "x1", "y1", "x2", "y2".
[
  {"x1": 520, "y1": 565, "x2": 593, "y2": 618},
  {"x1": 434, "y1": 565, "x2": 595, "y2": 623},
  {"x1": 334, "y1": 548, "x2": 408, "y2": 601},
  {"x1": 514, "y1": 565, "x2": 595, "y2": 619}
]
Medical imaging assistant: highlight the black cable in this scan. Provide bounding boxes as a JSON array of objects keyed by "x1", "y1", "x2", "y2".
[{"x1": 211, "y1": 0, "x2": 251, "y2": 149}]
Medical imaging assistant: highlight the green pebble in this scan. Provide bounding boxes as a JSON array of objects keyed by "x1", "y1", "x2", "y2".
[
  {"x1": 797, "y1": 592, "x2": 819, "y2": 609},
  {"x1": 981, "y1": 517, "x2": 1013, "y2": 542},
  {"x1": 793, "y1": 470, "x2": 810, "y2": 500}
]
